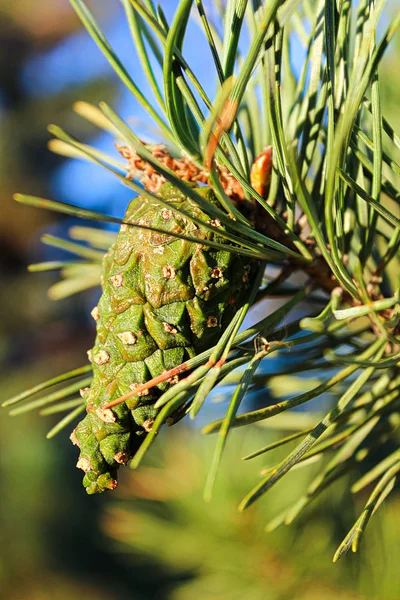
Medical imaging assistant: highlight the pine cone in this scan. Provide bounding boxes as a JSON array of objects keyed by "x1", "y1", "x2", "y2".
[{"x1": 72, "y1": 183, "x2": 256, "y2": 494}]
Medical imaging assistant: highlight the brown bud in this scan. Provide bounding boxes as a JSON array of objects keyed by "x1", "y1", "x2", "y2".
[
  {"x1": 94, "y1": 350, "x2": 110, "y2": 365},
  {"x1": 91, "y1": 306, "x2": 100, "y2": 321},
  {"x1": 162, "y1": 265, "x2": 177, "y2": 279},
  {"x1": 109, "y1": 273, "x2": 124, "y2": 288},
  {"x1": 207, "y1": 316, "x2": 218, "y2": 328},
  {"x1": 143, "y1": 419, "x2": 154, "y2": 432},
  {"x1": 211, "y1": 267, "x2": 224, "y2": 279},
  {"x1": 162, "y1": 322, "x2": 178, "y2": 334},
  {"x1": 114, "y1": 451, "x2": 129, "y2": 465},
  {"x1": 76, "y1": 457, "x2": 91, "y2": 472},
  {"x1": 161, "y1": 208, "x2": 174, "y2": 220},
  {"x1": 95, "y1": 407, "x2": 116, "y2": 423},
  {"x1": 117, "y1": 331, "x2": 138, "y2": 345}
]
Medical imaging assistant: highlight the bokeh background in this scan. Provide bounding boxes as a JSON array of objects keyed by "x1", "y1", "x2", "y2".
[{"x1": 1, "y1": 1, "x2": 400, "y2": 599}]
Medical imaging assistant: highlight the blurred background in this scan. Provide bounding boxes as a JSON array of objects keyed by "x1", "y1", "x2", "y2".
[{"x1": 1, "y1": 1, "x2": 399, "y2": 599}]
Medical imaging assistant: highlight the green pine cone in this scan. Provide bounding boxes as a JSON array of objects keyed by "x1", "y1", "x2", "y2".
[{"x1": 72, "y1": 183, "x2": 256, "y2": 494}]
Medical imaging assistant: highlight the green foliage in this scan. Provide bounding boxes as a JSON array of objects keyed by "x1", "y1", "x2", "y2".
[
  {"x1": 101, "y1": 430, "x2": 400, "y2": 599},
  {"x1": 3, "y1": 0, "x2": 400, "y2": 560}
]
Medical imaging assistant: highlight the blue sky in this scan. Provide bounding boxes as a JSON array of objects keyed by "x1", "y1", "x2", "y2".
[
  {"x1": 21, "y1": 1, "x2": 218, "y2": 214},
  {"x1": 20, "y1": 1, "x2": 306, "y2": 218}
]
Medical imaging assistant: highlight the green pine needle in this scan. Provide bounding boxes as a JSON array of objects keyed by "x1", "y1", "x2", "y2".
[{"x1": 3, "y1": 0, "x2": 399, "y2": 560}]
